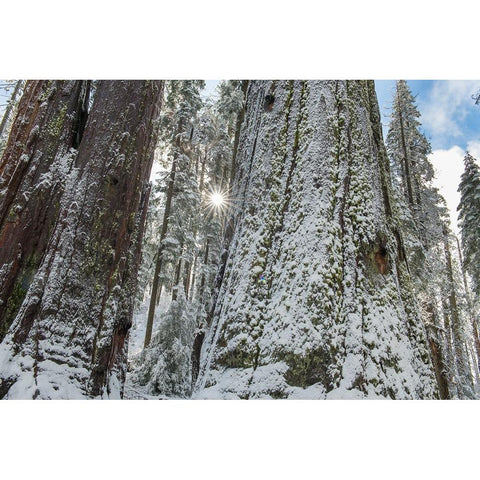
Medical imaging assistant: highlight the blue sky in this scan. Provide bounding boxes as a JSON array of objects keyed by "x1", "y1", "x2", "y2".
[
  {"x1": 375, "y1": 80, "x2": 480, "y2": 151},
  {"x1": 375, "y1": 80, "x2": 480, "y2": 232}
]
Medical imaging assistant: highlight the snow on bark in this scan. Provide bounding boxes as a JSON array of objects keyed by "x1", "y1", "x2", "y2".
[
  {"x1": 0, "y1": 81, "x2": 163, "y2": 399},
  {"x1": 0, "y1": 81, "x2": 90, "y2": 339},
  {"x1": 195, "y1": 80, "x2": 438, "y2": 399}
]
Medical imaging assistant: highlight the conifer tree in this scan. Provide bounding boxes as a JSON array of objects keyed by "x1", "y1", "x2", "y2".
[
  {"x1": 386, "y1": 80, "x2": 444, "y2": 253},
  {"x1": 143, "y1": 80, "x2": 204, "y2": 348},
  {"x1": 386, "y1": 80, "x2": 475, "y2": 398},
  {"x1": 441, "y1": 223, "x2": 475, "y2": 397},
  {"x1": 458, "y1": 152, "x2": 480, "y2": 297},
  {"x1": 129, "y1": 286, "x2": 195, "y2": 397},
  {"x1": 130, "y1": 81, "x2": 243, "y2": 395},
  {"x1": 190, "y1": 81, "x2": 246, "y2": 385},
  {"x1": 455, "y1": 235, "x2": 480, "y2": 381}
]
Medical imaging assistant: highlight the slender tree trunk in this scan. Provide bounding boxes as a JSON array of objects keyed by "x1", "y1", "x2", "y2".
[
  {"x1": 172, "y1": 252, "x2": 183, "y2": 302},
  {"x1": 199, "y1": 239, "x2": 210, "y2": 302},
  {"x1": 0, "y1": 81, "x2": 163, "y2": 399},
  {"x1": 0, "y1": 80, "x2": 90, "y2": 340},
  {"x1": 425, "y1": 302, "x2": 450, "y2": 399},
  {"x1": 0, "y1": 80, "x2": 23, "y2": 140},
  {"x1": 443, "y1": 225, "x2": 474, "y2": 397},
  {"x1": 440, "y1": 286, "x2": 458, "y2": 397},
  {"x1": 194, "y1": 146, "x2": 199, "y2": 175},
  {"x1": 428, "y1": 335, "x2": 450, "y2": 399},
  {"x1": 144, "y1": 152, "x2": 178, "y2": 348},
  {"x1": 199, "y1": 147, "x2": 207, "y2": 193},
  {"x1": 155, "y1": 283, "x2": 163, "y2": 306},
  {"x1": 183, "y1": 260, "x2": 192, "y2": 300},
  {"x1": 229, "y1": 80, "x2": 249, "y2": 187},
  {"x1": 188, "y1": 147, "x2": 208, "y2": 302},
  {"x1": 191, "y1": 330, "x2": 205, "y2": 388},
  {"x1": 472, "y1": 322, "x2": 480, "y2": 378},
  {"x1": 190, "y1": 239, "x2": 210, "y2": 385},
  {"x1": 456, "y1": 235, "x2": 480, "y2": 375},
  {"x1": 189, "y1": 255, "x2": 198, "y2": 301}
]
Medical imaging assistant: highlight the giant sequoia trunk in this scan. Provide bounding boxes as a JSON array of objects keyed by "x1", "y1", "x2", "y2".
[
  {"x1": 0, "y1": 81, "x2": 90, "y2": 340},
  {"x1": 0, "y1": 81, "x2": 163, "y2": 399},
  {"x1": 194, "y1": 80, "x2": 438, "y2": 399}
]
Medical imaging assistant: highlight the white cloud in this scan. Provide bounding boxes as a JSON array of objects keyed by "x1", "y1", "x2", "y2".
[
  {"x1": 466, "y1": 140, "x2": 480, "y2": 159},
  {"x1": 420, "y1": 80, "x2": 479, "y2": 138},
  {"x1": 429, "y1": 145, "x2": 466, "y2": 233}
]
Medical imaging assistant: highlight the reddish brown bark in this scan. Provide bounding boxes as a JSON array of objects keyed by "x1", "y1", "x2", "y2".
[
  {"x1": 424, "y1": 298, "x2": 450, "y2": 399},
  {"x1": 428, "y1": 336, "x2": 450, "y2": 399},
  {"x1": 0, "y1": 80, "x2": 90, "y2": 339},
  {"x1": 0, "y1": 81, "x2": 163, "y2": 398}
]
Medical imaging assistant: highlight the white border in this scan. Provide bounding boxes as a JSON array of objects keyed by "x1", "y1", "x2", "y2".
[
  {"x1": 1, "y1": 1, "x2": 479, "y2": 78},
  {"x1": 1, "y1": 1, "x2": 478, "y2": 478}
]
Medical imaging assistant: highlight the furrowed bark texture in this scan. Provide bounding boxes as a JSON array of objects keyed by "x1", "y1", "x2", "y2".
[
  {"x1": 0, "y1": 80, "x2": 90, "y2": 340},
  {"x1": 195, "y1": 80, "x2": 438, "y2": 399},
  {"x1": 0, "y1": 80, "x2": 163, "y2": 399}
]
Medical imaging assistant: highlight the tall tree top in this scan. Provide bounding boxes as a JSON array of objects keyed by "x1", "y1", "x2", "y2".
[
  {"x1": 386, "y1": 80, "x2": 447, "y2": 246},
  {"x1": 387, "y1": 80, "x2": 434, "y2": 184}
]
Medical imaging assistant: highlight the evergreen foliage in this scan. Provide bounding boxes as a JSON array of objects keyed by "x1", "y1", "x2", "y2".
[
  {"x1": 130, "y1": 287, "x2": 195, "y2": 397},
  {"x1": 127, "y1": 80, "x2": 244, "y2": 395},
  {"x1": 387, "y1": 81, "x2": 476, "y2": 398},
  {"x1": 458, "y1": 153, "x2": 480, "y2": 298}
]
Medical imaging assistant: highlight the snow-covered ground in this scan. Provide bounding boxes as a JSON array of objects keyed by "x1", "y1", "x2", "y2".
[{"x1": 127, "y1": 290, "x2": 172, "y2": 359}]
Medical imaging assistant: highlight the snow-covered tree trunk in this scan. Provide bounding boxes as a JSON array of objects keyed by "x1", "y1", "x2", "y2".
[
  {"x1": 458, "y1": 153, "x2": 480, "y2": 297},
  {"x1": 442, "y1": 225, "x2": 475, "y2": 397},
  {"x1": 195, "y1": 80, "x2": 438, "y2": 399},
  {"x1": 229, "y1": 80, "x2": 249, "y2": 187},
  {"x1": 0, "y1": 81, "x2": 163, "y2": 399},
  {"x1": 0, "y1": 80, "x2": 90, "y2": 340},
  {"x1": 424, "y1": 301, "x2": 450, "y2": 399},
  {"x1": 143, "y1": 137, "x2": 178, "y2": 348},
  {"x1": 456, "y1": 236, "x2": 480, "y2": 378}
]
